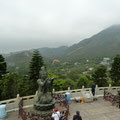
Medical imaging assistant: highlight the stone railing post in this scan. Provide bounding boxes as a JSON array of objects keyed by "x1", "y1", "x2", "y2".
[
  {"x1": 68, "y1": 87, "x2": 70, "y2": 93},
  {"x1": 35, "y1": 91, "x2": 38, "y2": 96},
  {"x1": 16, "y1": 94, "x2": 20, "y2": 108},
  {"x1": 34, "y1": 91, "x2": 38, "y2": 101},
  {"x1": 82, "y1": 86, "x2": 84, "y2": 91},
  {"x1": 108, "y1": 84, "x2": 112, "y2": 92},
  {"x1": 95, "y1": 85, "x2": 98, "y2": 95}
]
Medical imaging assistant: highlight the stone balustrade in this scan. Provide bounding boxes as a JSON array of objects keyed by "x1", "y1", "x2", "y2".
[{"x1": 0, "y1": 85, "x2": 120, "y2": 113}]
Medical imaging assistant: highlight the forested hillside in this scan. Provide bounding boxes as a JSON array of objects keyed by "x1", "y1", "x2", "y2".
[{"x1": 63, "y1": 25, "x2": 120, "y2": 61}]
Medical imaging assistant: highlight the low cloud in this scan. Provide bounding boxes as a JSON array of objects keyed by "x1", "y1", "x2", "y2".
[{"x1": 0, "y1": 0, "x2": 120, "y2": 53}]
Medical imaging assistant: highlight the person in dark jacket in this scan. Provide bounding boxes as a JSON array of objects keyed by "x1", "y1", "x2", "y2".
[
  {"x1": 91, "y1": 83, "x2": 96, "y2": 96},
  {"x1": 73, "y1": 111, "x2": 82, "y2": 120}
]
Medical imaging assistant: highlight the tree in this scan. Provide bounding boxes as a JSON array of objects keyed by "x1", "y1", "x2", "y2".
[
  {"x1": 110, "y1": 54, "x2": 120, "y2": 85},
  {"x1": 48, "y1": 72, "x2": 75, "y2": 91},
  {"x1": 0, "y1": 54, "x2": 7, "y2": 79},
  {"x1": 0, "y1": 54, "x2": 7, "y2": 99},
  {"x1": 19, "y1": 75, "x2": 31, "y2": 96},
  {"x1": 62, "y1": 78, "x2": 75, "y2": 90},
  {"x1": 91, "y1": 65, "x2": 108, "y2": 87},
  {"x1": 29, "y1": 50, "x2": 44, "y2": 94},
  {"x1": 1, "y1": 73, "x2": 21, "y2": 100},
  {"x1": 76, "y1": 75, "x2": 90, "y2": 88},
  {"x1": 0, "y1": 79, "x2": 4, "y2": 100}
]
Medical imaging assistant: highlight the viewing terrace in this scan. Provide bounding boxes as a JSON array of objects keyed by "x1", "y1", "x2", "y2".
[{"x1": 0, "y1": 85, "x2": 120, "y2": 120}]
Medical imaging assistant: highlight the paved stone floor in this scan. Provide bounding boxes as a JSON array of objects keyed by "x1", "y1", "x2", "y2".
[
  {"x1": 68, "y1": 98, "x2": 120, "y2": 120},
  {"x1": 4, "y1": 97, "x2": 120, "y2": 120},
  {"x1": 3, "y1": 111, "x2": 20, "y2": 120}
]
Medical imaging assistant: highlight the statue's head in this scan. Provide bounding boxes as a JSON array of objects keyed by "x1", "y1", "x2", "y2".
[{"x1": 40, "y1": 66, "x2": 47, "y2": 79}]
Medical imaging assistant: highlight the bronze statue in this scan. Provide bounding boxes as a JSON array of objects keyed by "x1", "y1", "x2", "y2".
[{"x1": 34, "y1": 66, "x2": 55, "y2": 111}]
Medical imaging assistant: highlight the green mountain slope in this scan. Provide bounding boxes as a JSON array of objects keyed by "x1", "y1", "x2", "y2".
[
  {"x1": 5, "y1": 51, "x2": 33, "y2": 73},
  {"x1": 38, "y1": 46, "x2": 68, "y2": 58},
  {"x1": 63, "y1": 25, "x2": 120, "y2": 61}
]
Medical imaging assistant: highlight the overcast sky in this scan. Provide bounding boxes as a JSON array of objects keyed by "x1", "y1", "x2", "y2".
[{"x1": 0, "y1": 0, "x2": 120, "y2": 53}]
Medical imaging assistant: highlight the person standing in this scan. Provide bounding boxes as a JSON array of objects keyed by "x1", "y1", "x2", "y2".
[
  {"x1": 91, "y1": 83, "x2": 96, "y2": 96},
  {"x1": 73, "y1": 111, "x2": 82, "y2": 120},
  {"x1": 52, "y1": 108, "x2": 60, "y2": 120}
]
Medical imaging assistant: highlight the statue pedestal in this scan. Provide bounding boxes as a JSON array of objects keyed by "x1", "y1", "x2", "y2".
[
  {"x1": 34, "y1": 102, "x2": 55, "y2": 111},
  {"x1": 0, "y1": 105, "x2": 7, "y2": 119},
  {"x1": 30, "y1": 106, "x2": 53, "y2": 116}
]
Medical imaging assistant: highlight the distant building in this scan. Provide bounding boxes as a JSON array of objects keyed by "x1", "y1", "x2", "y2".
[
  {"x1": 82, "y1": 71, "x2": 88, "y2": 74},
  {"x1": 100, "y1": 57, "x2": 110, "y2": 65},
  {"x1": 86, "y1": 60, "x2": 89, "y2": 62},
  {"x1": 103, "y1": 58, "x2": 110, "y2": 61},
  {"x1": 24, "y1": 51, "x2": 30, "y2": 57},
  {"x1": 74, "y1": 62, "x2": 80, "y2": 66},
  {"x1": 52, "y1": 59, "x2": 60, "y2": 64},
  {"x1": 8, "y1": 63, "x2": 15, "y2": 66},
  {"x1": 60, "y1": 69, "x2": 65, "y2": 71},
  {"x1": 15, "y1": 67, "x2": 19, "y2": 70},
  {"x1": 89, "y1": 68, "x2": 93, "y2": 71}
]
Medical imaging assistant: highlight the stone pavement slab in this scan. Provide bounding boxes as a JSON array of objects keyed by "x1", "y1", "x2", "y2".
[
  {"x1": 68, "y1": 98, "x2": 120, "y2": 120},
  {"x1": 4, "y1": 111, "x2": 20, "y2": 120}
]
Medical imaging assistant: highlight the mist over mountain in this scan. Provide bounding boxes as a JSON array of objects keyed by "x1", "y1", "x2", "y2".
[
  {"x1": 63, "y1": 25, "x2": 120, "y2": 61},
  {"x1": 38, "y1": 46, "x2": 69, "y2": 58},
  {"x1": 4, "y1": 25, "x2": 120, "y2": 69}
]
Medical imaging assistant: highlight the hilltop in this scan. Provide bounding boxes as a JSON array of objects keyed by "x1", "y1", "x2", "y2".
[{"x1": 63, "y1": 25, "x2": 120, "y2": 61}]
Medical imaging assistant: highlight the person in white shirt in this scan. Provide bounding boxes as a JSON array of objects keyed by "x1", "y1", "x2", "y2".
[{"x1": 52, "y1": 108, "x2": 60, "y2": 120}]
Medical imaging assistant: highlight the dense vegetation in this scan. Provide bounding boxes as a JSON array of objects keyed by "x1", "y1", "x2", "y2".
[
  {"x1": 1, "y1": 51, "x2": 120, "y2": 101},
  {"x1": 0, "y1": 55, "x2": 7, "y2": 100},
  {"x1": 0, "y1": 51, "x2": 44, "y2": 100},
  {"x1": 110, "y1": 54, "x2": 120, "y2": 85}
]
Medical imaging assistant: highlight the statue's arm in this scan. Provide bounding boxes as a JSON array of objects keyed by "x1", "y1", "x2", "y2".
[
  {"x1": 51, "y1": 77, "x2": 55, "y2": 81},
  {"x1": 38, "y1": 79, "x2": 44, "y2": 86},
  {"x1": 50, "y1": 77, "x2": 55, "y2": 85}
]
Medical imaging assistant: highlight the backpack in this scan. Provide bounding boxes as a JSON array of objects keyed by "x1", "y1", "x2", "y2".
[
  {"x1": 73, "y1": 115, "x2": 82, "y2": 120},
  {"x1": 59, "y1": 117, "x2": 63, "y2": 120}
]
